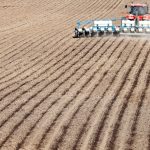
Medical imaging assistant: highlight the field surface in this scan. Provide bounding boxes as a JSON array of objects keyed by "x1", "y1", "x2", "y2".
[{"x1": 0, "y1": 0, "x2": 150, "y2": 150}]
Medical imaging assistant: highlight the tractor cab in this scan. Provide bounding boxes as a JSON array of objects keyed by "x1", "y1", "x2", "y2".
[
  {"x1": 129, "y1": 4, "x2": 148, "y2": 15},
  {"x1": 125, "y1": 4, "x2": 150, "y2": 20}
]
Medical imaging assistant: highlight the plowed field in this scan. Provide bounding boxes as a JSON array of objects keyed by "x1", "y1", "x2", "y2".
[{"x1": 0, "y1": 0, "x2": 150, "y2": 150}]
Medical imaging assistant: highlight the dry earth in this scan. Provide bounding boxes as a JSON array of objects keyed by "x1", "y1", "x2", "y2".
[{"x1": 0, "y1": 0, "x2": 150, "y2": 150}]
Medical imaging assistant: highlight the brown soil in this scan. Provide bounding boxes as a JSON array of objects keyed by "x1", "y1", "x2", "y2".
[{"x1": 0, "y1": 0, "x2": 150, "y2": 150}]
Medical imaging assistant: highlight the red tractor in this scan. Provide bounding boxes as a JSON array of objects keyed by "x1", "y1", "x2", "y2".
[{"x1": 125, "y1": 3, "x2": 150, "y2": 20}]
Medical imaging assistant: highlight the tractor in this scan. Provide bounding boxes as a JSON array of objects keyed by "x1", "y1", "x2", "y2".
[{"x1": 73, "y1": 3, "x2": 150, "y2": 38}]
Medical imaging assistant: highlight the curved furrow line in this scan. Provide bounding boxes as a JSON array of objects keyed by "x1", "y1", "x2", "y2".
[
  {"x1": 128, "y1": 73, "x2": 150, "y2": 150},
  {"x1": 0, "y1": 1, "x2": 123, "y2": 102},
  {"x1": 87, "y1": 0, "x2": 122, "y2": 20},
  {"x1": 0, "y1": 38, "x2": 116, "y2": 149},
  {"x1": 32, "y1": 38, "x2": 124, "y2": 149},
  {"x1": 40, "y1": 0, "x2": 105, "y2": 21},
  {"x1": 57, "y1": 40, "x2": 137, "y2": 150},
  {"x1": 92, "y1": 0, "x2": 123, "y2": 19},
  {"x1": 36, "y1": 38, "x2": 127, "y2": 150},
  {"x1": 7, "y1": 38, "x2": 110, "y2": 150},
  {"x1": 1, "y1": 0, "x2": 112, "y2": 81},
  {"x1": 90, "y1": 40, "x2": 148, "y2": 150},
  {"x1": 0, "y1": 0, "x2": 117, "y2": 41},
  {"x1": 0, "y1": 22, "x2": 31, "y2": 35},
  {"x1": 0, "y1": 28, "x2": 54, "y2": 63},
  {"x1": 0, "y1": 0, "x2": 87, "y2": 60},
  {"x1": 0, "y1": 39, "x2": 89, "y2": 113},
  {"x1": 0, "y1": 0, "x2": 122, "y2": 102},
  {"x1": 126, "y1": 71, "x2": 150, "y2": 150},
  {"x1": 0, "y1": 0, "x2": 121, "y2": 73},
  {"x1": 0, "y1": 11, "x2": 70, "y2": 52},
  {"x1": 0, "y1": 0, "x2": 129, "y2": 150},
  {"x1": 0, "y1": 0, "x2": 99, "y2": 51},
  {"x1": 62, "y1": 0, "x2": 120, "y2": 19},
  {"x1": 45, "y1": 0, "x2": 92, "y2": 15},
  {"x1": 0, "y1": 24, "x2": 77, "y2": 74},
  {"x1": 0, "y1": 39, "x2": 96, "y2": 113},
  {"x1": 45, "y1": 0, "x2": 118, "y2": 34},
  {"x1": 0, "y1": 25, "x2": 53, "y2": 56},
  {"x1": 0, "y1": 19, "x2": 51, "y2": 50},
  {"x1": 36, "y1": 0, "x2": 121, "y2": 49},
  {"x1": 109, "y1": 51, "x2": 150, "y2": 150},
  {"x1": 10, "y1": 37, "x2": 113, "y2": 150},
  {"x1": 22, "y1": 0, "x2": 116, "y2": 35},
  {"x1": 0, "y1": 38, "x2": 82, "y2": 92},
  {"x1": 0, "y1": 26, "x2": 70, "y2": 65},
  {"x1": 65, "y1": 0, "x2": 121, "y2": 23},
  {"x1": 74, "y1": 0, "x2": 121, "y2": 22},
  {"x1": 34, "y1": 0, "x2": 99, "y2": 25},
  {"x1": 2, "y1": 38, "x2": 103, "y2": 149},
  {"x1": 0, "y1": 33, "x2": 69, "y2": 71},
  {"x1": 35, "y1": 0, "x2": 73, "y2": 14},
  {"x1": 148, "y1": 115, "x2": 150, "y2": 150},
  {"x1": 0, "y1": 0, "x2": 113, "y2": 78},
  {"x1": 0, "y1": 1, "x2": 60, "y2": 34},
  {"x1": 0, "y1": 38, "x2": 87, "y2": 108},
  {"x1": 0, "y1": 32, "x2": 71, "y2": 82},
  {"x1": 77, "y1": 40, "x2": 147, "y2": 150},
  {"x1": 0, "y1": 30, "x2": 30, "y2": 48},
  {"x1": 1, "y1": 13, "x2": 72, "y2": 61},
  {"x1": 0, "y1": 16, "x2": 58, "y2": 45},
  {"x1": 0, "y1": 18, "x2": 122, "y2": 84},
  {"x1": 0, "y1": 38, "x2": 101, "y2": 142},
  {"x1": 0, "y1": 36, "x2": 74, "y2": 77},
  {"x1": 0, "y1": 28, "x2": 48, "y2": 58},
  {"x1": 29, "y1": 0, "x2": 79, "y2": 17},
  {"x1": 97, "y1": 42, "x2": 150, "y2": 150}
]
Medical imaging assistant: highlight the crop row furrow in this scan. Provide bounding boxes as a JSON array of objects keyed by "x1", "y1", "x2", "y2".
[
  {"x1": 77, "y1": 40, "x2": 146, "y2": 150},
  {"x1": 58, "y1": 39, "x2": 137, "y2": 150}
]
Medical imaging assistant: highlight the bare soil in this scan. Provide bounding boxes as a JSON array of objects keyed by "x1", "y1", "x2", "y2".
[{"x1": 0, "y1": 0, "x2": 150, "y2": 150}]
